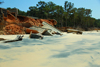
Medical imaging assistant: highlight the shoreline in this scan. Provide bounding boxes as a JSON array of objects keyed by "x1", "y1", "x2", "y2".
[{"x1": 0, "y1": 30, "x2": 99, "y2": 35}]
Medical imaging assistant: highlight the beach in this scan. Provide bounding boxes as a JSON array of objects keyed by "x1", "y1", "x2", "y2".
[{"x1": 0, "y1": 31, "x2": 100, "y2": 67}]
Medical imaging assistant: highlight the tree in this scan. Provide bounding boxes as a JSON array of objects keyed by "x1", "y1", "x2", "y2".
[
  {"x1": 64, "y1": 1, "x2": 74, "y2": 27},
  {"x1": 5, "y1": 1, "x2": 98, "y2": 29},
  {"x1": 85, "y1": 9, "x2": 92, "y2": 27},
  {"x1": 54, "y1": 5, "x2": 64, "y2": 27},
  {"x1": 70, "y1": 8, "x2": 78, "y2": 27},
  {"x1": 27, "y1": 6, "x2": 38, "y2": 17},
  {"x1": 36, "y1": 1, "x2": 47, "y2": 18},
  {"x1": 77, "y1": 8, "x2": 86, "y2": 27},
  {"x1": 0, "y1": 0, "x2": 4, "y2": 4},
  {"x1": 7, "y1": 7, "x2": 27, "y2": 16},
  {"x1": 43, "y1": 1, "x2": 56, "y2": 19},
  {"x1": 18, "y1": 9, "x2": 27, "y2": 16}
]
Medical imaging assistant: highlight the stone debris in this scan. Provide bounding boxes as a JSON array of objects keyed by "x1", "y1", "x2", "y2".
[
  {"x1": 3, "y1": 24, "x2": 25, "y2": 35},
  {"x1": 0, "y1": 8, "x2": 57, "y2": 35}
]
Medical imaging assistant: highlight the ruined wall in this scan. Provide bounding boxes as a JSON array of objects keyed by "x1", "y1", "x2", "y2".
[{"x1": 0, "y1": 8, "x2": 57, "y2": 35}]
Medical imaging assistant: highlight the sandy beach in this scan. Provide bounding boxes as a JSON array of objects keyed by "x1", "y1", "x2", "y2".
[{"x1": 0, "y1": 31, "x2": 100, "y2": 67}]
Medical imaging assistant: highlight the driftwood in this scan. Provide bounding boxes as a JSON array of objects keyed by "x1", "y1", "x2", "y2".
[
  {"x1": 42, "y1": 22, "x2": 62, "y2": 34},
  {"x1": 42, "y1": 29, "x2": 52, "y2": 36},
  {"x1": 3, "y1": 35, "x2": 24, "y2": 43},
  {"x1": 29, "y1": 31, "x2": 43, "y2": 39},
  {"x1": 66, "y1": 29, "x2": 82, "y2": 34},
  {"x1": 52, "y1": 32, "x2": 63, "y2": 36},
  {"x1": 0, "y1": 38, "x2": 6, "y2": 41}
]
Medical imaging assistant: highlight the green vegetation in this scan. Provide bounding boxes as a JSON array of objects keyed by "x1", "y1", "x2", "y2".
[{"x1": 7, "y1": 1, "x2": 100, "y2": 29}]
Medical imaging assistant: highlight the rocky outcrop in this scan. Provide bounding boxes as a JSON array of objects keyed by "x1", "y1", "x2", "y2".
[
  {"x1": 0, "y1": 8, "x2": 57, "y2": 35},
  {"x1": 3, "y1": 24, "x2": 25, "y2": 35}
]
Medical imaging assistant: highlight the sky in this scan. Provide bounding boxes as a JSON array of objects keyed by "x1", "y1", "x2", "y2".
[{"x1": 0, "y1": 0, "x2": 100, "y2": 19}]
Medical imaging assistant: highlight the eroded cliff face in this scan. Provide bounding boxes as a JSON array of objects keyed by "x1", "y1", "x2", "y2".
[{"x1": 0, "y1": 8, "x2": 57, "y2": 35}]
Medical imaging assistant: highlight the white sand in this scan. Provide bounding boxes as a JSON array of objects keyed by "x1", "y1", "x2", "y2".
[{"x1": 0, "y1": 31, "x2": 100, "y2": 67}]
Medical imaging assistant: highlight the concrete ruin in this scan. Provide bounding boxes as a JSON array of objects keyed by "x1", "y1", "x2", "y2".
[{"x1": 0, "y1": 8, "x2": 57, "y2": 35}]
